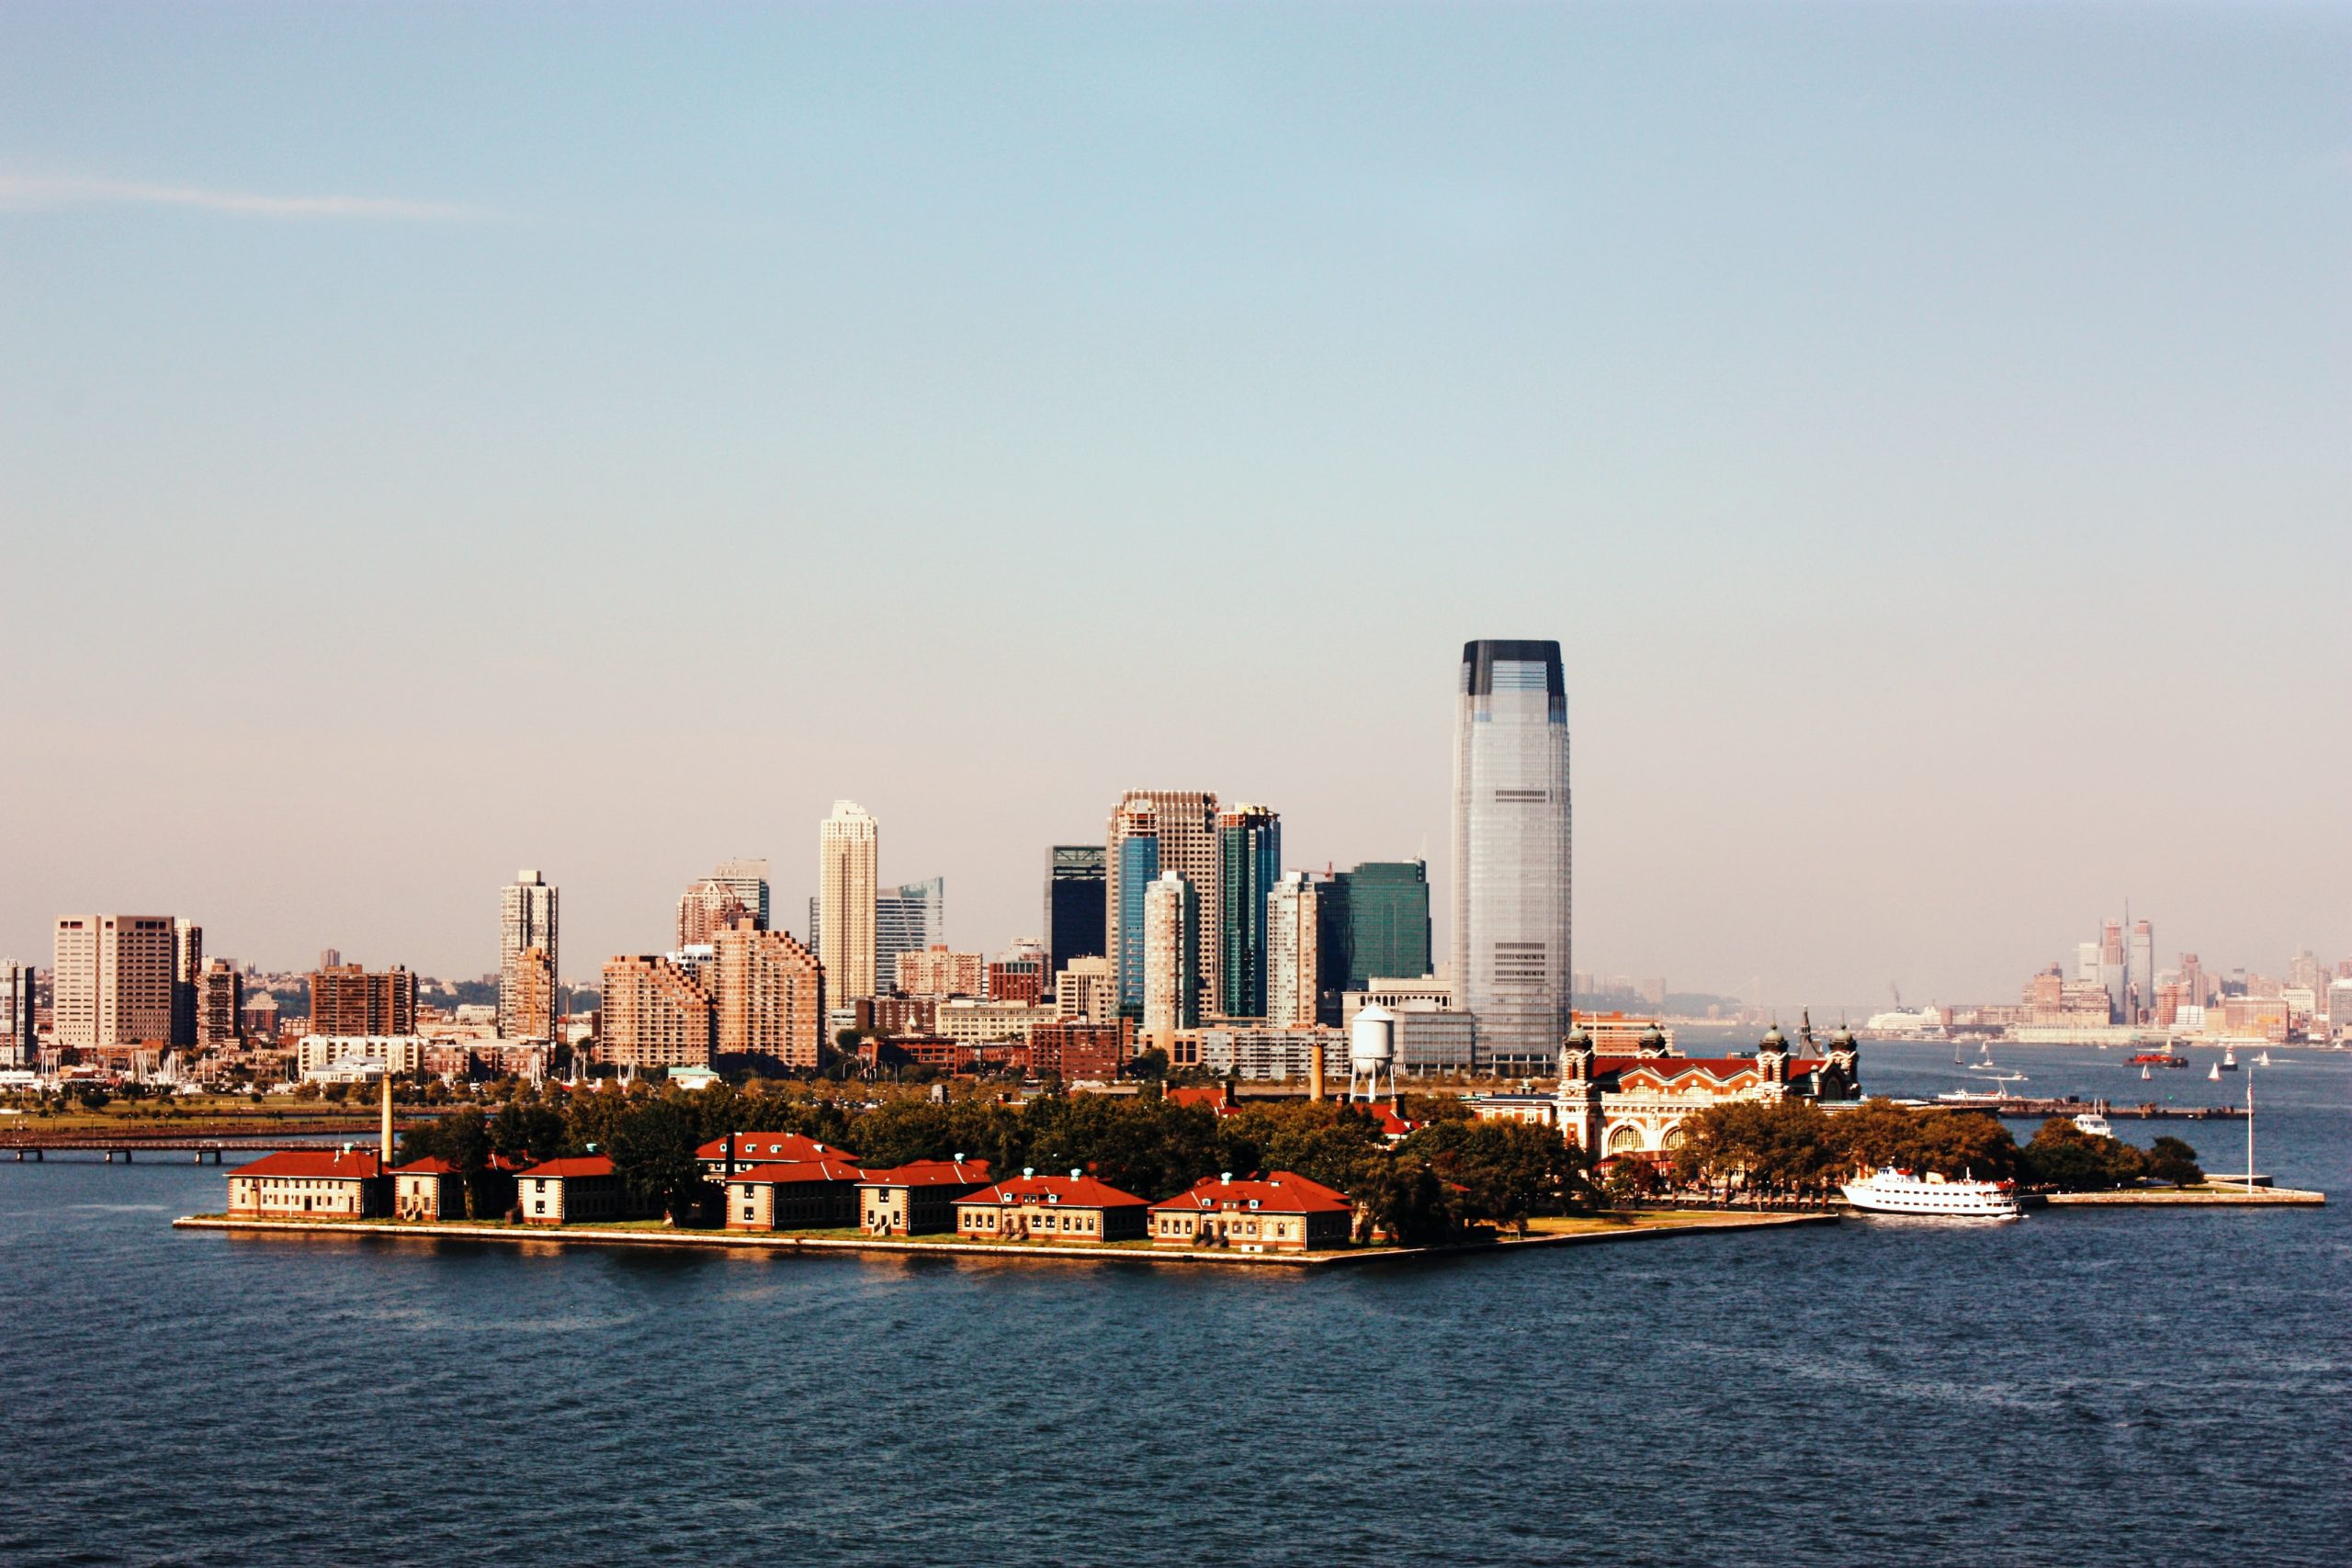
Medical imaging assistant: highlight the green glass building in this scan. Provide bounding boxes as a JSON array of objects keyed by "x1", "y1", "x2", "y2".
[
  {"x1": 1327, "y1": 860, "x2": 1432, "y2": 991},
  {"x1": 1216, "y1": 805, "x2": 1281, "y2": 1019}
]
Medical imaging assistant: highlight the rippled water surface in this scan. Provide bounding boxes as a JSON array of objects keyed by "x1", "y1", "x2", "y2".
[{"x1": 3, "y1": 1042, "x2": 2346, "y2": 1567}]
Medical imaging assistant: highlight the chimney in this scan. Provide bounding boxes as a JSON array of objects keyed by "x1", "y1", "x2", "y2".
[
  {"x1": 379, "y1": 1073, "x2": 394, "y2": 1168},
  {"x1": 1220, "y1": 1171, "x2": 1231, "y2": 1184},
  {"x1": 1069, "y1": 1168, "x2": 1080, "y2": 1180},
  {"x1": 1308, "y1": 1043, "x2": 1324, "y2": 1102}
]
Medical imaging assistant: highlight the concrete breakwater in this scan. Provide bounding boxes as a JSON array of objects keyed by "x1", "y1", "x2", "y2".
[{"x1": 171, "y1": 1210, "x2": 1838, "y2": 1269}]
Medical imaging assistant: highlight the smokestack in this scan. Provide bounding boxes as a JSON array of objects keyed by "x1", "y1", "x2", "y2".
[
  {"x1": 1308, "y1": 1041, "x2": 1324, "y2": 1102},
  {"x1": 379, "y1": 1073, "x2": 394, "y2": 1168}
]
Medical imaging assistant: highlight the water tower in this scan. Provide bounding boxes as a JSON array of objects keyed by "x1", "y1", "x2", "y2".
[{"x1": 1350, "y1": 1004, "x2": 1396, "y2": 1104}]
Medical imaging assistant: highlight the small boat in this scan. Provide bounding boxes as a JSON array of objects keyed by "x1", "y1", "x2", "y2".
[
  {"x1": 1841, "y1": 1167, "x2": 2021, "y2": 1222},
  {"x1": 2256, "y1": 1051, "x2": 2272, "y2": 1066},
  {"x1": 2141, "y1": 1065, "x2": 2152, "y2": 1081},
  {"x1": 2208, "y1": 1062, "x2": 2222, "y2": 1081},
  {"x1": 1936, "y1": 1087, "x2": 2006, "y2": 1104},
  {"x1": 2073, "y1": 1111, "x2": 2113, "y2": 1138},
  {"x1": 2219, "y1": 1045, "x2": 2239, "y2": 1072}
]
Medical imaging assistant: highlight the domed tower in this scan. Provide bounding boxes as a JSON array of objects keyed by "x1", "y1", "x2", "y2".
[
  {"x1": 1553, "y1": 1023, "x2": 1603, "y2": 1157},
  {"x1": 1637, "y1": 1021, "x2": 1668, "y2": 1058},
  {"x1": 1825, "y1": 1023, "x2": 1861, "y2": 1100},
  {"x1": 1756, "y1": 1021, "x2": 1790, "y2": 1087}
]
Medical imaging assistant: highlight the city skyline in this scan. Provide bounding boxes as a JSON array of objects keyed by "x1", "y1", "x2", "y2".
[{"x1": 4, "y1": 6, "x2": 2346, "y2": 1001}]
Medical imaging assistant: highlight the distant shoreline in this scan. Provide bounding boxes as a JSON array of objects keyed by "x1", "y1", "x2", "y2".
[{"x1": 170, "y1": 1210, "x2": 1838, "y2": 1268}]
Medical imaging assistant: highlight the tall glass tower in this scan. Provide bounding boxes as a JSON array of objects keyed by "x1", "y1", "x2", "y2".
[
  {"x1": 1216, "y1": 804, "x2": 1281, "y2": 1020},
  {"x1": 1451, "y1": 640, "x2": 1570, "y2": 1075}
]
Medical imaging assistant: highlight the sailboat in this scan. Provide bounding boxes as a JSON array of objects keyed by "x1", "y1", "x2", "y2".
[
  {"x1": 2141, "y1": 1065, "x2": 2152, "y2": 1081},
  {"x1": 2256, "y1": 1051, "x2": 2272, "y2": 1067},
  {"x1": 2207, "y1": 1061, "x2": 2222, "y2": 1082}
]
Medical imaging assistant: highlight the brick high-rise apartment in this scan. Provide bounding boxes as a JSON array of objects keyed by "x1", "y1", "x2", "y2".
[
  {"x1": 507, "y1": 947, "x2": 558, "y2": 1039},
  {"x1": 897, "y1": 945, "x2": 986, "y2": 998},
  {"x1": 714, "y1": 919, "x2": 823, "y2": 1068},
  {"x1": 52, "y1": 915, "x2": 176, "y2": 1049},
  {"x1": 598, "y1": 954, "x2": 713, "y2": 1071},
  {"x1": 308, "y1": 964, "x2": 420, "y2": 1037}
]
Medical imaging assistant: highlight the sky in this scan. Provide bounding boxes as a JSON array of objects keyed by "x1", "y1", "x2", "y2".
[{"x1": 2, "y1": 3, "x2": 2346, "y2": 1010}]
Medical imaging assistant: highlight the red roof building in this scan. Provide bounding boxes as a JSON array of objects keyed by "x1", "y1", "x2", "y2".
[
  {"x1": 954, "y1": 1169, "x2": 1150, "y2": 1245},
  {"x1": 723, "y1": 1157, "x2": 869, "y2": 1231},
  {"x1": 390, "y1": 1156, "x2": 465, "y2": 1222},
  {"x1": 697, "y1": 1132, "x2": 859, "y2": 1181},
  {"x1": 228, "y1": 1148, "x2": 387, "y2": 1220},
  {"x1": 517, "y1": 1154, "x2": 624, "y2": 1225},
  {"x1": 856, "y1": 1156, "x2": 993, "y2": 1235},
  {"x1": 1148, "y1": 1170, "x2": 1353, "y2": 1252}
]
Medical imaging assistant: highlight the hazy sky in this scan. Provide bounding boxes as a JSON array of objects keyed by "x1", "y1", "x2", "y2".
[{"x1": 3, "y1": 3, "x2": 2346, "y2": 1009}]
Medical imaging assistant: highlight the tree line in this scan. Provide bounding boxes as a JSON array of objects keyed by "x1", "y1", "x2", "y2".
[
  {"x1": 1664, "y1": 1097, "x2": 2203, "y2": 1194},
  {"x1": 399, "y1": 1078, "x2": 1602, "y2": 1241}
]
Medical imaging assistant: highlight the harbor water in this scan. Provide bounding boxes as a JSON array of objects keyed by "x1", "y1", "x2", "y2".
[{"x1": 1, "y1": 1041, "x2": 2345, "y2": 1567}]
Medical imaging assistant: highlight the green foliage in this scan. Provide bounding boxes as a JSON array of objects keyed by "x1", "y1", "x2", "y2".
[
  {"x1": 1398, "y1": 1118, "x2": 1592, "y2": 1233},
  {"x1": 2146, "y1": 1135, "x2": 2203, "y2": 1186},
  {"x1": 1668, "y1": 1097, "x2": 2021, "y2": 1190},
  {"x1": 2020, "y1": 1119, "x2": 2149, "y2": 1191},
  {"x1": 609, "y1": 1097, "x2": 704, "y2": 1221}
]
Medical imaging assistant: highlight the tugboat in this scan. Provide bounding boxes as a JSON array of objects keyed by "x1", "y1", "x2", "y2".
[
  {"x1": 1841, "y1": 1167, "x2": 2022, "y2": 1222},
  {"x1": 2218, "y1": 1044, "x2": 2239, "y2": 1071}
]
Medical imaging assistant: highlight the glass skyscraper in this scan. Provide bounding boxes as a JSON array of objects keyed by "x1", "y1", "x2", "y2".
[
  {"x1": 1216, "y1": 805, "x2": 1281, "y2": 1020},
  {"x1": 1045, "y1": 844, "x2": 1107, "y2": 977},
  {"x1": 1327, "y1": 860, "x2": 1432, "y2": 990},
  {"x1": 1115, "y1": 835, "x2": 1159, "y2": 1019},
  {"x1": 1451, "y1": 639, "x2": 1570, "y2": 1074}
]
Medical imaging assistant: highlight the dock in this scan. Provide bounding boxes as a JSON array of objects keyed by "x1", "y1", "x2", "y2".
[{"x1": 1935, "y1": 1098, "x2": 2244, "y2": 1120}]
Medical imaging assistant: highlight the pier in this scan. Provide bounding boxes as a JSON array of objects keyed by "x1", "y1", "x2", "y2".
[{"x1": 1934, "y1": 1098, "x2": 2245, "y2": 1120}]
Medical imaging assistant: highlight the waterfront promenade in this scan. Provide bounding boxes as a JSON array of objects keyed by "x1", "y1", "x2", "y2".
[{"x1": 172, "y1": 1207, "x2": 1835, "y2": 1268}]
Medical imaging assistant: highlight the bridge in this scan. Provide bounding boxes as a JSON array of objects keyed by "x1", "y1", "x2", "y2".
[{"x1": 1, "y1": 1122, "x2": 420, "y2": 1163}]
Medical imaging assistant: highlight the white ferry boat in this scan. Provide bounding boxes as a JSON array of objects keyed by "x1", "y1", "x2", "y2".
[{"x1": 1840, "y1": 1167, "x2": 2022, "y2": 1222}]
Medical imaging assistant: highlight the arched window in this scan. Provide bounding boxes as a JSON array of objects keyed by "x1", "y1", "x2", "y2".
[{"x1": 1607, "y1": 1124, "x2": 1644, "y2": 1155}]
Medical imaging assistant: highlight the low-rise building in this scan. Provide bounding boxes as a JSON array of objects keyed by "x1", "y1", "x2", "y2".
[
  {"x1": 933, "y1": 998, "x2": 1056, "y2": 1045},
  {"x1": 696, "y1": 1132, "x2": 860, "y2": 1184},
  {"x1": 228, "y1": 1148, "x2": 386, "y2": 1219},
  {"x1": 517, "y1": 1155, "x2": 624, "y2": 1225},
  {"x1": 858, "y1": 1156, "x2": 993, "y2": 1235},
  {"x1": 953, "y1": 1169, "x2": 1150, "y2": 1244},
  {"x1": 724, "y1": 1158, "x2": 869, "y2": 1231},
  {"x1": 296, "y1": 1034, "x2": 427, "y2": 1080},
  {"x1": 390, "y1": 1156, "x2": 466, "y2": 1221},
  {"x1": 1148, "y1": 1171, "x2": 1353, "y2": 1252},
  {"x1": 1027, "y1": 1021, "x2": 1130, "y2": 1080}
]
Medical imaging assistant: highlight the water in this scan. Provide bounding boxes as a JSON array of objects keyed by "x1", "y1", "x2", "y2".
[{"x1": 3, "y1": 1042, "x2": 2345, "y2": 1567}]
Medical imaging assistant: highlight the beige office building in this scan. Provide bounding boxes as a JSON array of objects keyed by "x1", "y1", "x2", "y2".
[
  {"x1": 715, "y1": 919, "x2": 824, "y2": 1068},
  {"x1": 1142, "y1": 872, "x2": 1198, "y2": 1033},
  {"x1": 1105, "y1": 790, "x2": 1222, "y2": 1016},
  {"x1": 819, "y1": 801, "x2": 879, "y2": 1003},
  {"x1": 599, "y1": 954, "x2": 713, "y2": 1070},
  {"x1": 52, "y1": 915, "x2": 176, "y2": 1049},
  {"x1": 1054, "y1": 955, "x2": 1116, "y2": 1023},
  {"x1": 1265, "y1": 872, "x2": 1323, "y2": 1028},
  {"x1": 499, "y1": 870, "x2": 559, "y2": 1037}
]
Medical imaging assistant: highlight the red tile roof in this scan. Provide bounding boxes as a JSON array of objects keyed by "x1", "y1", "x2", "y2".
[
  {"x1": 725, "y1": 1159, "x2": 869, "y2": 1186},
  {"x1": 1613, "y1": 1056, "x2": 1826, "y2": 1088},
  {"x1": 233, "y1": 1149, "x2": 382, "y2": 1180},
  {"x1": 1148, "y1": 1171, "x2": 1351, "y2": 1215},
  {"x1": 957, "y1": 1173, "x2": 1148, "y2": 1210},
  {"x1": 518, "y1": 1156, "x2": 616, "y2": 1179},
  {"x1": 391, "y1": 1157, "x2": 459, "y2": 1176},
  {"x1": 859, "y1": 1157, "x2": 991, "y2": 1189},
  {"x1": 697, "y1": 1133, "x2": 856, "y2": 1165},
  {"x1": 1165, "y1": 1086, "x2": 1234, "y2": 1116}
]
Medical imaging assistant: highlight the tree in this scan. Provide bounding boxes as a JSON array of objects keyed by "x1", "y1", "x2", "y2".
[
  {"x1": 610, "y1": 1097, "x2": 705, "y2": 1222},
  {"x1": 1399, "y1": 1119, "x2": 1589, "y2": 1232},
  {"x1": 2146, "y1": 1135, "x2": 2203, "y2": 1187},
  {"x1": 2021, "y1": 1119, "x2": 2148, "y2": 1191}
]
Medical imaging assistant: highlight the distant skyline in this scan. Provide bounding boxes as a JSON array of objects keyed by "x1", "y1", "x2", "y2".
[{"x1": 3, "y1": 5, "x2": 2346, "y2": 1004}]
